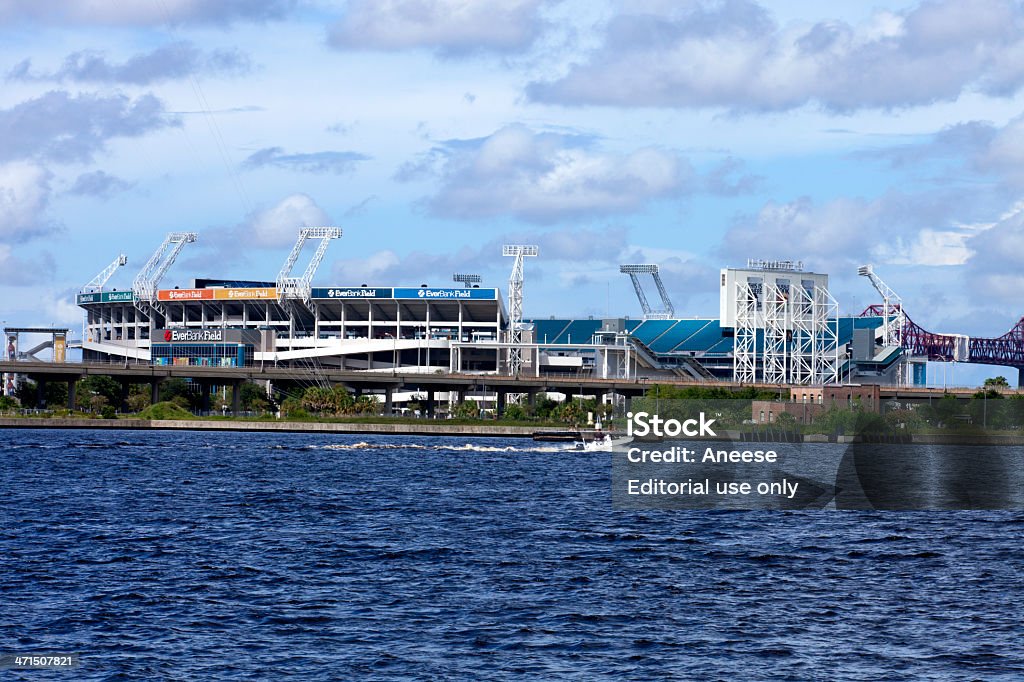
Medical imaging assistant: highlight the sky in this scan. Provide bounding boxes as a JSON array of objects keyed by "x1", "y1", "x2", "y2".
[{"x1": 2, "y1": 0, "x2": 1024, "y2": 385}]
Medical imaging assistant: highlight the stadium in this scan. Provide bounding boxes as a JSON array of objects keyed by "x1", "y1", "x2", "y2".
[{"x1": 74, "y1": 229, "x2": 918, "y2": 389}]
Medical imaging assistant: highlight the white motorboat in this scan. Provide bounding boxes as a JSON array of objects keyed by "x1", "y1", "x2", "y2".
[{"x1": 566, "y1": 419, "x2": 633, "y2": 452}]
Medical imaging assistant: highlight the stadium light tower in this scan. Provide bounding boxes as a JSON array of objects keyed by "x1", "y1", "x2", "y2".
[
  {"x1": 82, "y1": 254, "x2": 127, "y2": 293},
  {"x1": 277, "y1": 227, "x2": 342, "y2": 306},
  {"x1": 133, "y1": 232, "x2": 197, "y2": 313},
  {"x1": 620, "y1": 264, "x2": 675, "y2": 319},
  {"x1": 453, "y1": 273, "x2": 481, "y2": 288},
  {"x1": 857, "y1": 264, "x2": 903, "y2": 349},
  {"x1": 503, "y1": 245, "x2": 539, "y2": 376}
]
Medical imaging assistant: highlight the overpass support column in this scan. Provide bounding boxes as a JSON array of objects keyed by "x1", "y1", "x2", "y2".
[
  {"x1": 119, "y1": 379, "x2": 130, "y2": 413},
  {"x1": 497, "y1": 391, "x2": 506, "y2": 418},
  {"x1": 232, "y1": 380, "x2": 241, "y2": 416},
  {"x1": 200, "y1": 383, "x2": 211, "y2": 415},
  {"x1": 384, "y1": 387, "x2": 393, "y2": 416},
  {"x1": 35, "y1": 379, "x2": 45, "y2": 409},
  {"x1": 425, "y1": 391, "x2": 435, "y2": 419},
  {"x1": 151, "y1": 379, "x2": 160, "y2": 405},
  {"x1": 527, "y1": 390, "x2": 537, "y2": 408},
  {"x1": 604, "y1": 389, "x2": 617, "y2": 421},
  {"x1": 67, "y1": 379, "x2": 77, "y2": 411},
  {"x1": 1018, "y1": 367, "x2": 1024, "y2": 389}
]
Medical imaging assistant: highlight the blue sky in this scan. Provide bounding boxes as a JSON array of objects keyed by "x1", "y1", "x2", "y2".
[{"x1": 2, "y1": 0, "x2": 1024, "y2": 385}]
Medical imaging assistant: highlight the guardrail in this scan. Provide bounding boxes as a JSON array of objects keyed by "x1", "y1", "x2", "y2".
[{"x1": 0, "y1": 360, "x2": 1019, "y2": 395}]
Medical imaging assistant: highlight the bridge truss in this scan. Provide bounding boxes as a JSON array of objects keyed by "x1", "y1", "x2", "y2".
[{"x1": 860, "y1": 305, "x2": 1024, "y2": 368}]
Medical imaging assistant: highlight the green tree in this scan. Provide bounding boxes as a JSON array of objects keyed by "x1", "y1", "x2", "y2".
[
  {"x1": 89, "y1": 394, "x2": 109, "y2": 413},
  {"x1": 451, "y1": 401, "x2": 480, "y2": 419},
  {"x1": 126, "y1": 391, "x2": 151, "y2": 413},
  {"x1": 884, "y1": 407, "x2": 925, "y2": 432},
  {"x1": 984, "y1": 376, "x2": 1010, "y2": 387},
  {"x1": 812, "y1": 406, "x2": 857, "y2": 435},
  {"x1": 240, "y1": 382, "x2": 271, "y2": 412},
  {"x1": 350, "y1": 395, "x2": 380, "y2": 415},
  {"x1": 161, "y1": 378, "x2": 197, "y2": 410},
  {"x1": 554, "y1": 400, "x2": 586, "y2": 425},
  {"x1": 300, "y1": 386, "x2": 336, "y2": 414},
  {"x1": 15, "y1": 380, "x2": 35, "y2": 407},
  {"x1": 504, "y1": 404, "x2": 527, "y2": 421},
  {"x1": 969, "y1": 389, "x2": 1005, "y2": 429},
  {"x1": 775, "y1": 411, "x2": 797, "y2": 429},
  {"x1": 1004, "y1": 395, "x2": 1024, "y2": 430},
  {"x1": 15, "y1": 380, "x2": 68, "y2": 408},
  {"x1": 923, "y1": 394, "x2": 962, "y2": 427},
  {"x1": 330, "y1": 385, "x2": 355, "y2": 413},
  {"x1": 79, "y1": 376, "x2": 121, "y2": 405},
  {"x1": 280, "y1": 396, "x2": 306, "y2": 419},
  {"x1": 532, "y1": 395, "x2": 559, "y2": 420}
]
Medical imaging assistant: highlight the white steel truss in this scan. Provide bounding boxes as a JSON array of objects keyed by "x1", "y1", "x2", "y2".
[
  {"x1": 813, "y1": 286, "x2": 840, "y2": 384},
  {"x1": 277, "y1": 227, "x2": 342, "y2": 306},
  {"x1": 732, "y1": 275, "x2": 839, "y2": 386},
  {"x1": 503, "y1": 244, "x2": 539, "y2": 376},
  {"x1": 857, "y1": 264, "x2": 904, "y2": 348},
  {"x1": 620, "y1": 264, "x2": 675, "y2": 319},
  {"x1": 733, "y1": 282, "x2": 758, "y2": 383},
  {"x1": 857, "y1": 264, "x2": 907, "y2": 385},
  {"x1": 133, "y1": 232, "x2": 197, "y2": 313},
  {"x1": 789, "y1": 283, "x2": 815, "y2": 385},
  {"x1": 762, "y1": 283, "x2": 789, "y2": 384},
  {"x1": 83, "y1": 254, "x2": 127, "y2": 293}
]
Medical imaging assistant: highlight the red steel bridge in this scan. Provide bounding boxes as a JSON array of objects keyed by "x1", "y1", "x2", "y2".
[{"x1": 861, "y1": 304, "x2": 1024, "y2": 382}]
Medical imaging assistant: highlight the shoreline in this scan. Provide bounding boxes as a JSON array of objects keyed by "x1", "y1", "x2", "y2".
[
  {"x1": 3, "y1": 417, "x2": 1024, "y2": 444},
  {"x1": 0, "y1": 417, "x2": 539, "y2": 438}
]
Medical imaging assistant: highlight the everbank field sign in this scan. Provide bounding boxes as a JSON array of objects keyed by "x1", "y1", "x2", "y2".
[{"x1": 160, "y1": 329, "x2": 225, "y2": 342}]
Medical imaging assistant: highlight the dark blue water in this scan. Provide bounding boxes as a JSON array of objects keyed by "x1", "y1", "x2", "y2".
[{"x1": 2, "y1": 429, "x2": 1023, "y2": 680}]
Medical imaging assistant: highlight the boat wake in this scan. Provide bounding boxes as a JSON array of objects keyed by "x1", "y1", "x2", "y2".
[{"x1": 310, "y1": 442, "x2": 570, "y2": 453}]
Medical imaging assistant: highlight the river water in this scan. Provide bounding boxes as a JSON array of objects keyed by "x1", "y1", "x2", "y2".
[{"x1": 2, "y1": 429, "x2": 1023, "y2": 680}]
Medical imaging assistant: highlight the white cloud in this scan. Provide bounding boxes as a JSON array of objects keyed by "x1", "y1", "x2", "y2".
[
  {"x1": 0, "y1": 245, "x2": 55, "y2": 285},
  {"x1": 0, "y1": 161, "x2": 54, "y2": 242},
  {"x1": 9, "y1": 43, "x2": 251, "y2": 85},
  {"x1": 529, "y1": 0, "x2": 1024, "y2": 112},
  {"x1": 719, "y1": 191, "x2": 990, "y2": 271},
  {"x1": 331, "y1": 249, "x2": 402, "y2": 284},
  {"x1": 0, "y1": 0, "x2": 295, "y2": 26},
  {"x1": 242, "y1": 147, "x2": 370, "y2": 175},
  {"x1": 247, "y1": 194, "x2": 333, "y2": 248},
  {"x1": 328, "y1": 0, "x2": 547, "y2": 55},
  {"x1": 68, "y1": 170, "x2": 134, "y2": 199},
  {"x1": 421, "y1": 124, "x2": 693, "y2": 223},
  {"x1": 963, "y1": 202, "x2": 1024, "y2": 303},
  {"x1": 976, "y1": 114, "x2": 1024, "y2": 187},
  {"x1": 875, "y1": 227, "x2": 978, "y2": 266},
  {"x1": 0, "y1": 91, "x2": 177, "y2": 164},
  {"x1": 42, "y1": 289, "x2": 84, "y2": 324}
]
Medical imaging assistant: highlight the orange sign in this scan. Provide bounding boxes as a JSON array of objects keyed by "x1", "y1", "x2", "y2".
[
  {"x1": 157, "y1": 287, "x2": 277, "y2": 302},
  {"x1": 213, "y1": 287, "x2": 276, "y2": 300},
  {"x1": 158, "y1": 289, "x2": 213, "y2": 301}
]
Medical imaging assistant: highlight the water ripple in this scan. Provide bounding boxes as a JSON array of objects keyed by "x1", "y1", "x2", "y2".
[{"x1": 1, "y1": 429, "x2": 1023, "y2": 680}]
